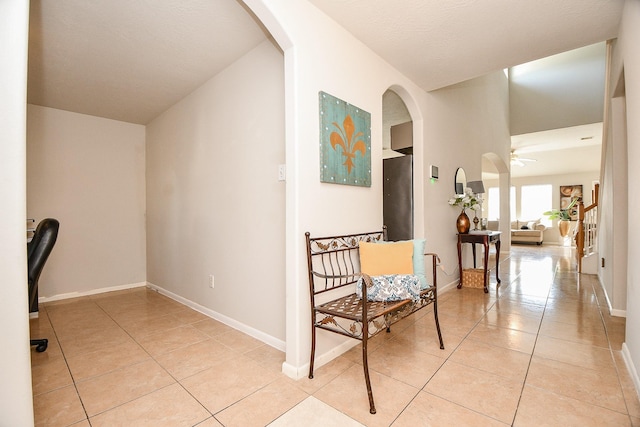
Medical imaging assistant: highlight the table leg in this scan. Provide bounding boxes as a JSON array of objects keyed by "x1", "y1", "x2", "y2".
[
  {"x1": 495, "y1": 238, "x2": 501, "y2": 285},
  {"x1": 472, "y1": 244, "x2": 477, "y2": 268},
  {"x1": 483, "y1": 241, "x2": 489, "y2": 293},
  {"x1": 457, "y1": 239, "x2": 463, "y2": 289}
]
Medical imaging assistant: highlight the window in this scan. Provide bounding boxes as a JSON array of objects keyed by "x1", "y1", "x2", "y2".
[
  {"x1": 487, "y1": 187, "x2": 500, "y2": 220},
  {"x1": 521, "y1": 184, "x2": 552, "y2": 225},
  {"x1": 487, "y1": 186, "x2": 516, "y2": 221},
  {"x1": 510, "y1": 186, "x2": 516, "y2": 221}
]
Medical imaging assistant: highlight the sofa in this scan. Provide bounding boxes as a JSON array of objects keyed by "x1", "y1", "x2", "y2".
[
  {"x1": 485, "y1": 219, "x2": 547, "y2": 244},
  {"x1": 510, "y1": 219, "x2": 547, "y2": 245}
]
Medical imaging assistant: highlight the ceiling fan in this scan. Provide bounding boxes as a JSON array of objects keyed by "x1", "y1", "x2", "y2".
[{"x1": 510, "y1": 150, "x2": 537, "y2": 167}]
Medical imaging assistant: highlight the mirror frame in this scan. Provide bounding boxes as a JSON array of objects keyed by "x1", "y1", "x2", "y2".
[{"x1": 454, "y1": 167, "x2": 466, "y2": 196}]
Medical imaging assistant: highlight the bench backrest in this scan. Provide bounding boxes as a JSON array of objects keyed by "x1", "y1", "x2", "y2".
[{"x1": 305, "y1": 229, "x2": 386, "y2": 301}]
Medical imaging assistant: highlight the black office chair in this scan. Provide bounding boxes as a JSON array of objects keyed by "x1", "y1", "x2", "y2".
[{"x1": 28, "y1": 218, "x2": 59, "y2": 352}]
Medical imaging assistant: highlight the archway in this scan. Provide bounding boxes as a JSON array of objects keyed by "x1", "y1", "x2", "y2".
[
  {"x1": 382, "y1": 86, "x2": 425, "y2": 240},
  {"x1": 382, "y1": 90, "x2": 413, "y2": 240},
  {"x1": 482, "y1": 152, "x2": 512, "y2": 249}
]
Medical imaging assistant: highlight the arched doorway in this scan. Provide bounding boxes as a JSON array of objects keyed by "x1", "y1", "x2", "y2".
[
  {"x1": 382, "y1": 89, "x2": 414, "y2": 240},
  {"x1": 482, "y1": 152, "x2": 512, "y2": 249}
]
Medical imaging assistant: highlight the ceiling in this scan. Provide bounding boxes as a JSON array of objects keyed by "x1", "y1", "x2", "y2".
[
  {"x1": 27, "y1": 0, "x2": 624, "y2": 125},
  {"x1": 506, "y1": 41, "x2": 606, "y2": 179},
  {"x1": 27, "y1": 0, "x2": 270, "y2": 124},
  {"x1": 508, "y1": 123, "x2": 603, "y2": 178},
  {"x1": 308, "y1": 0, "x2": 622, "y2": 91}
]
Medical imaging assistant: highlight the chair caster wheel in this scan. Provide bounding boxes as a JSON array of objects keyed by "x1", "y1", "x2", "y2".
[{"x1": 35, "y1": 339, "x2": 48, "y2": 352}]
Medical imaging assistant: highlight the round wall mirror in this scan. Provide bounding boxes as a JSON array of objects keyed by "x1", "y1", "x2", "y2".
[{"x1": 454, "y1": 167, "x2": 466, "y2": 195}]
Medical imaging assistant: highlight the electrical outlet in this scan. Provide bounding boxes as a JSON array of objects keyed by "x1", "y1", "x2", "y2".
[{"x1": 209, "y1": 274, "x2": 214, "y2": 289}]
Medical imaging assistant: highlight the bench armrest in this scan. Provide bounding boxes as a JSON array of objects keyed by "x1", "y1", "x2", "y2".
[{"x1": 425, "y1": 253, "x2": 441, "y2": 289}]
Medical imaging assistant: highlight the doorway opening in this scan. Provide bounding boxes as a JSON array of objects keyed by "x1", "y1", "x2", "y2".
[{"x1": 382, "y1": 90, "x2": 413, "y2": 241}]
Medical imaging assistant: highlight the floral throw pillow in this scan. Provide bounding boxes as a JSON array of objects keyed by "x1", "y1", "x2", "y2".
[{"x1": 356, "y1": 274, "x2": 421, "y2": 302}]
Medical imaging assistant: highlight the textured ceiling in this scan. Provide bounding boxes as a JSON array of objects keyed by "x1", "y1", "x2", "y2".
[
  {"x1": 27, "y1": 0, "x2": 624, "y2": 125},
  {"x1": 309, "y1": 0, "x2": 624, "y2": 91},
  {"x1": 27, "y1": 0, "x2": 269, "y2": 124}
]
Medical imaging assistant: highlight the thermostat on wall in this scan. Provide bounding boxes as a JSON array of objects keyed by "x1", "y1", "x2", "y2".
[{"x1": 430, "y1": 165, "x2": 439, "y2": 180}]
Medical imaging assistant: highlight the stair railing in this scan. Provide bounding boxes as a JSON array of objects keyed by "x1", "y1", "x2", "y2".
[{"x1": 575, "y1": 183, "x2": 599, "y2": 273}]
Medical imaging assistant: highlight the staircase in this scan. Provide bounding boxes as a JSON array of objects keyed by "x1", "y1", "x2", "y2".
[{"x1": 575, "y1": 184, "x2": 599, "y2": 273}]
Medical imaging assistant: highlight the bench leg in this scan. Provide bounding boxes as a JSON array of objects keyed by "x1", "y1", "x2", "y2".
[
  {"x1": 309, "y1": 324, "x2": 316, "y2": 379},
  {"x1": 362, "y1": 332, "x2": 376, "y2": 414},
  {"x1": 433, "y1": 295, "x2": 445, "y2": 350}
]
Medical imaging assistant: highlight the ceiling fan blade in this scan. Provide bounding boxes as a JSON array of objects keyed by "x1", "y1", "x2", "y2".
[{"x1": 510, "y1": 150, "x2": 536, "y2": 166}]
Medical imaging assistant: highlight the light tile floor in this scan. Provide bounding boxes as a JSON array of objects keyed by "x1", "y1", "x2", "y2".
[{"x1": 30, "y1": 245, "x2": 640, "y2": 426}]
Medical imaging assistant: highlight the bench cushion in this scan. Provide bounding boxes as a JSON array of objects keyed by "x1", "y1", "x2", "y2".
[
  {"x1": 359, "y1": 240, "x2": 413, "y2": 275},
  {"x1": 411, "y1": 238, "x2": 427, "y2": 288},
  {"x1": 377, "y1": 238, "x2": 427, "y2": 288},
  {"x1": 356, "y1": 274, "x2": 422, "y2": 301}
]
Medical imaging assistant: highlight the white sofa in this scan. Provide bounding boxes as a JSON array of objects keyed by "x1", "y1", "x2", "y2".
[{"x1": 510, "y1": 219, "x2": 547, "y2": 245}]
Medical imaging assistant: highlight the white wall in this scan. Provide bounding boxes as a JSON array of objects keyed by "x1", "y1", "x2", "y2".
[
  {"x1": 247, "y1": 0, "x2": 513, "y2": 377},
  {"x1": 610, "y1": 0, "x2": 640, "y2": 391},
  {"x1": 245, "y1": 1, "x2": 429, "y2": 376},
  {"x1": 510, "y1": 42, "x2": 606, "y2": 135},
  {"x1": 423, "y1": 72, "x2": 512, "y2": 281},
  {"x1": 146, "y1": 40, "x2": 286, "y2": 343},
  {"x1": 2, "y1": 0, "x2": 634, "y2": 421},
  {"x1": 0, "y1": 1, "x2": 35, "y2": 424},
  {"x1": 599, "y1": 91, "x2": 628, "y2": 316},
  {"x1": 27, "y1": 106, "x2": 147, "y2": 298}
]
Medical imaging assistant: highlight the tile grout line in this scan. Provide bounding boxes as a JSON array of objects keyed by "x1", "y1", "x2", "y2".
[{"x1": 507, "y1": 253, "x2": 558, "y2": 426}]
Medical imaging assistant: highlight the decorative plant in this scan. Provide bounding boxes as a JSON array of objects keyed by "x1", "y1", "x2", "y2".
[
  {"x1": 543, "y1": 198, "x2": 578, "y2": 221},
  {"x1": 448, "y1": 187, "x2": 481, "y2": 212}
]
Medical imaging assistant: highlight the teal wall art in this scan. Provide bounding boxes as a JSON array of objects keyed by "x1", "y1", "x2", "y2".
[{"x1": 319, "y1": 91, "x2": 371, "y2": 187}]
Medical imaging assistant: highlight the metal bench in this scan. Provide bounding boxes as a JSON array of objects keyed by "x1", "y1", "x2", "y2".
[{"x1": 305, "y1": 228, "x2": 444, "y2": 414}]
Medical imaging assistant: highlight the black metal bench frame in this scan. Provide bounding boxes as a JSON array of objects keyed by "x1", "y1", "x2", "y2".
[{"x1": 305, "y1": 228, "x2": 444, "y2": 414}]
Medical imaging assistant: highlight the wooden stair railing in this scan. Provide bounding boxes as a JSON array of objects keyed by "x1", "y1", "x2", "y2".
[{"x1": 576, "y1": 183, "x2": 599, "y2": 273}]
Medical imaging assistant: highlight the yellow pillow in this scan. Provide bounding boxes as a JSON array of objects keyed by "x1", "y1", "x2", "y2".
[{"x1": 359, "y1": 240, "x2": 414, "y2": 276}]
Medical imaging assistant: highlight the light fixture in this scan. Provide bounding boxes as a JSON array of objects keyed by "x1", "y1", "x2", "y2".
[
  {"x1": 467, "y1": 180, "x2": 485, "y2": 194},
  {"x1": 510, "y1": 150, "x2": 537, "y2": 167}
]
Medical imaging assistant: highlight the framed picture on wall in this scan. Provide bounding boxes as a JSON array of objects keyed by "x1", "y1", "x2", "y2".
[
  {"x1": 319, "y1": 91, "x2": 371, "y2": 187},
  {"x1": 560, "y1": 185, "x2": 583, "y2": 220}
]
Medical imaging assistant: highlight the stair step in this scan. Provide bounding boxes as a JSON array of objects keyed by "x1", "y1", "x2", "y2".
[{"x1": 581, "y1": 251, "x2": 599, "y2": 274}]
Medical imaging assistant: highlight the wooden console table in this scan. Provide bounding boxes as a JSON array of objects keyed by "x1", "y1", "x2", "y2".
[{"x1": 457, "y1": 231, "x2": 501, "y2": 293}]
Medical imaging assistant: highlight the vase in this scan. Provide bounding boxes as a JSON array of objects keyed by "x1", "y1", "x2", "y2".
[
  {"x1": 558, "y1": 220, "x2": 570, "y2": 237},
  {"x1": 456, "y1": 209, "x2": 470, "y2": 234}
]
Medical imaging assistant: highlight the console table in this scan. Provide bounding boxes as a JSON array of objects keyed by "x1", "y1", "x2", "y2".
[{"x1": 457, "y1": 231, "x2": 501, "y2": 293}]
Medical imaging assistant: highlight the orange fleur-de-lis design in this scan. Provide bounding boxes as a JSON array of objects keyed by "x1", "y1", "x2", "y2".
[{"x1": 330, "y1": 114, "x2": 366, "y2": 174}]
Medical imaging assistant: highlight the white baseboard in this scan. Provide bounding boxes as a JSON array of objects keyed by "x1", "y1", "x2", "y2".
[
  {"x1": 282, "y1": 338, "x2": 359, "y2": 380},
  {"x1": 611, "y1": 308, "x2": 627, "y2": 317},
  {"x1": 598, "y1": 277, "x2": 627, "y2": 318},
  {"x1": 283, "y1": 277, "x2": 456, "y2": 380},
  {"x1": 622, "y1": 343, "x2": 640, "y2": 401},
  {"x1": 146, "y1": 282, "x2": 286, "y2": 353},
  {"x1": 439, "y1": 279, "x2": 459, "y2": 294},
  {"x1": 38, "y1": 280, "x2": 286, "y2": 365},
  {"x1": 38, "y1": 281, "x2": 147, "y2": 303}
]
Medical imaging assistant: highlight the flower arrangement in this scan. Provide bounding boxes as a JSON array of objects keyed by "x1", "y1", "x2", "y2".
[{"x1": 448, "y1": 187, "x2": 481, "y2": 212}]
